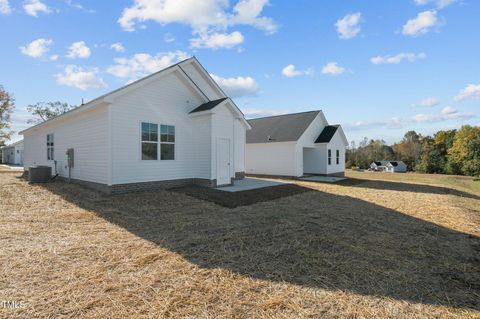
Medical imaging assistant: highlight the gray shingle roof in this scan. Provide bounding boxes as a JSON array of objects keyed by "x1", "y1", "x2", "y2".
[
  {"x1": 315, "y1": 125, "x2": 339, "y2": 143},
  {"x1": 189, "y1": 98, "x2": 227, "y2": 113},
  {"x1": 246, "y1": 111, "x2": 320, "y2": 143}
]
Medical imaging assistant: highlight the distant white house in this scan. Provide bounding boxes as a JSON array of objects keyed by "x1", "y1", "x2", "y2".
[
  {"x1": 20, "y1": 57, "x2": 251, "y2": 193},
  {"x1": 246, "y1": 111, "x2": 348, "y2": 177},
  {"x1": 385, "y1": 161, "x2": 407, "y2": 173},
  {"x1": 370, "y1": 161, "x2": 389, "y2": 171},
  {"x1": 1, "y1": 140, "x2": 24, "y2": 165},
  {"x1": 370, "y1": 161, "x2": 407, "y2": 173}
]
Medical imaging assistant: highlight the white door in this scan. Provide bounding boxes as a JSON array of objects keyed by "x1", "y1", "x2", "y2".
[{"x1": 216, "y1": 138, "x2": 231, "y2": 186}]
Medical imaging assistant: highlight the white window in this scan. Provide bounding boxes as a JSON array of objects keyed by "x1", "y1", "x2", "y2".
[
  {"x1": 336, "y1": 150, "x2": 340, "y2": 165},
  {"x1": 141, "y1": 123, "x2": 175, "y2": 160},
  {"x1": 328, "y1": 149, "x2": 331, "y2": 165},
  {"x1": 160, "y1": 125, "x2": 175, "y2": 160},
  {"x1": 141, "y1": 122, "x2": 158, "y2": 160},
  {"x1": 47, "y1": 133, "x2": 54, "y2": 160}
]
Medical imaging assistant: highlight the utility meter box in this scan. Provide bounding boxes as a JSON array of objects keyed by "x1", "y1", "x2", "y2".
[{"x1": 66, "y1": 148, "x2": 74, "y2": 168}]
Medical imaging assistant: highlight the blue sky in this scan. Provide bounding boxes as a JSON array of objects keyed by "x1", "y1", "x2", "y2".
[{"x1": 1, "y1": 0, "x2": 479, "y2": 144}]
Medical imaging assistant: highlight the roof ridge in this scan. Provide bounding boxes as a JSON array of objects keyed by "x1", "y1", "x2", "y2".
[{"x1": 247, "y1": 110, "x2": 321, "y2": 121}]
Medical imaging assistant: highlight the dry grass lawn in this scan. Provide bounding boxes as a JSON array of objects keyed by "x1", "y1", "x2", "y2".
[{"x1": 0, "y1": 171, "x2": 479, "y2": 318}]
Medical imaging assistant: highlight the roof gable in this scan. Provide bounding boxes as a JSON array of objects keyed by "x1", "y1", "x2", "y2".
[{"x1": 246, "y1": 111, "x2": 320, "y2": 143}]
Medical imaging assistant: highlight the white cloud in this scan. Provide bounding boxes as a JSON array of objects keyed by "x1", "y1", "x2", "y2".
[
  {"x1": 371, "y1": 52, "x2": 426, "y2": 64},
  {"x1": 321, "y1": 62, "x2": 346, "y2": 76},
  {"x1": 419, "y1": 97, "x2": 440, "y2": 107},
  {"x1": 210, "y1": 74, "x2": 259, "y2": 97},
  {"x1": 110, "y1": 42, "x2": 125, "y2": 53},
  {"x1": 49, "y1": 54, "x2": 59, "y2": 61},
  {"x1": 414, "y1": 0, "x2": 457, "y2": 9},
  {"x1": 229, "y1": 0, "x2": 277, "y2": 34},
  {"x1": 118, "y1": 0, "x2": 277, "y2": 34},
  {"x1": 0, "y1": 0, "x2": 11, "y2": 14},
  {"x1": 281, "y1": 64, "x2": 313, "y2": 78},
  {"x1": 402, "y1": 10, "x2": 440, "y2": 36},
  {"x1": 454, "y1": 83, "x2": 480, "y2": 101},
  {"x1": 107, "y1": 51, "x2": 189, "y2": 82},
  {"x1": 67, "y1": 41, "x2": 91, "y2": 59},
  {"x1": 335, "y1": 12, "x2": 362, "y2": 39},
  {"x1": 19, "y1": 38, "x2": 53, "y2": 58},
  {"x1": 64, "y1": 0, "x2": 95, "y2": 13},
  {"x1": 440, "y1": 106, "x2": 456, "y2": 115},
  {"x1": 55, "y1": 65, "x2": 107, "y2": 90},
  {"x1": 190, "y1": 31, "x2": 244, "y2": 49},
  {"x1": 23, "y1": 0, "x2": 51, "y2": 17}
]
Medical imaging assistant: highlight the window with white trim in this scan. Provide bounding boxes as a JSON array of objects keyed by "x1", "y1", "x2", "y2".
[
  {"x1": 336, "y1": 150, "x2": 340, "y2": 165},
  {"x1": 47, "y1": 133, "x2": 54, "y2": 160},
  {"x1": 328, "y1": 149, "x2": 331, "y2": 165},
  {"x1": 160, "y1": 125, "x2": 175, "y2": 160},
  {"x1": 141, "y1": 122, "x2": 158, "y2": 160}
]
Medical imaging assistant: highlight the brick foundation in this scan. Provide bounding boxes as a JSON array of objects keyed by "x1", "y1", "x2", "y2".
[
  {"x1": 234, "y1": 171, "x2": 245, "y2": 180},
  {"x1": 57, "y1": 177, "x2": 217, "y2": 194}
]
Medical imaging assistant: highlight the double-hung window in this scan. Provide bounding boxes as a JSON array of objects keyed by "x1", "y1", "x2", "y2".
[
  {"x1": 141, "y1": 122, "x2": 175, "y2": 160},
  {"x1": 141, "y1": 122, "x2": 158, "y2": 160},
  {"x1": 160, "y1": 125, "x2": 175, "y2": 160},
  {"x1": 47, "y1": 133, "x2": 54, "y2": 160},
  {"x1": 328, "y1": 149, "x2": 332, "y2": 165},
  {"x1": 336, "y1": 150, "x2": 340, "y2": 165}
]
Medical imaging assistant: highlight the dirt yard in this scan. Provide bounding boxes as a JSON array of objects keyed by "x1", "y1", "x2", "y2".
[{"x1": 0, "y1": 172, "x2": 479, "y2": 318}]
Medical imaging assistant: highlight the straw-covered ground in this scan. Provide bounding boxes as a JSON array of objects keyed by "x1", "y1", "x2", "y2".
[{"x1": 0, "y1": 171, "x2": 479, "y2": 318}]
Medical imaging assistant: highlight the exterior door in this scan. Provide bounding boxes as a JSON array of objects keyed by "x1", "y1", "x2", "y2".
[{"x1": 216, "y1": 138, "x2": 231, "y2": 186}]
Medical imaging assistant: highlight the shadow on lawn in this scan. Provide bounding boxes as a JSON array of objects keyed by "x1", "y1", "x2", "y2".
[
  {"x1": 43, "y1": 181, "x2": 480, "y2": 311},
  {"x1": 334, "y1": 178, "x2": 480, "y2": 200}
]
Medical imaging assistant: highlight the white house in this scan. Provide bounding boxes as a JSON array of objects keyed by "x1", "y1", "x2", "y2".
[
  {"x1": 246, "y1": 111, "x2": 348, "y2": 177},
  {"x1": 370, "y1": 161, "x2": 407, "y2": 173},
  {"x1": 385, "y1": 161, "x2": 407, "y2": 173},
  {"x1": 370, "y1": 161, "x2": 389, "y2": 171},
  {"x1": 1, "y1": 140, "x2": 24, "y2": 165},
  {"x1": 20, "y1": 57, "x2": 251, "y2": 193}
]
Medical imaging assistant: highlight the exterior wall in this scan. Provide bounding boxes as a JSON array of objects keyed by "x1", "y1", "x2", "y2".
[
  {"x1": 211, "y1": 104, "x2": 236, "y2": 183},
  {"x1": 246, "y1": 142, "x2": 297, "y2": 176},
  {"x1": 1, "y1": 143, "x2": 23, "y2": 165},
  {"x1": 23, "y1": 105, "x2": 109, "y2": 184},
  {"x1": 110, "y1": 70, "x2": 212, "y2": 185},
  {"x1": 325, "y1": 131, "x2": 346, "y2": 175},
  {"x1": 2, "y1": 146, "x2": 13, "y2": 164}
]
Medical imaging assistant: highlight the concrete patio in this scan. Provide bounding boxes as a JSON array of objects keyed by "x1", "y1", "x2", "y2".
[{"x1": 217, "y1": 177, "x2": 291, "y2": 192}]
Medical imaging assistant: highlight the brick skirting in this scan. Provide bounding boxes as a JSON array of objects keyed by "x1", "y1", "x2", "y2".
[{"x1": 58, "y1": 176, "x2": 217, "y2": 194}]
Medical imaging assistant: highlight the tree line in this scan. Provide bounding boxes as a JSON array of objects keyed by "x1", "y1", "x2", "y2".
[{"x1": 347, "y1": 128, "x2": 480, "y2": 177}]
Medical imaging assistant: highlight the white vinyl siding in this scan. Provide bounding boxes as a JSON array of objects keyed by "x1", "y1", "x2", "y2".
[
  {"x1": 246, "y1": 142, "x2": 297, "y2": 176},
  {"x1": 23, "y1": 105, "x2": 109, "y2": 184},
  {"x1": 110, "y1": 69, "x2": 211, "y2": 184}
]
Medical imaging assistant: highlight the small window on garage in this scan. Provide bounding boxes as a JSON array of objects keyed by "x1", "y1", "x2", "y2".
[
  {"x1": 336, "y1": 150, "x2": 340, "y2": 164},
  {"x1": 328, "y1": 149, "x2": 331, "y2": 165},
  {"x1": 141, "y1": 122, "x2": 158, "y2": 160}
]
